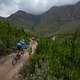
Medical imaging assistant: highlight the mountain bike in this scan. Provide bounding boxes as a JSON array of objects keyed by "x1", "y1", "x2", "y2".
[{"x1": 12, "y1": 50, "x2": 24, "y2": 65}]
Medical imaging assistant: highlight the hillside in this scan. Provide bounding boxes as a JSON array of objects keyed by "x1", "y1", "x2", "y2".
[
  {"x1": 0, "y1": 21, "x2": 32, "y2": 56},
  {"x1": 7, "y1": 10, "x2": 41, "y2": 33},
  {"x1": 20, "y1": 31, "x2": 80, "y2": 80},
  {"x1": 35, "y1": 1, "x2": 80, "y2": 36},
  {"x1": 0, "y1": 17, "x2": 5, "y2": 21},
  {"x1": 0, "y1": 21, "x2": 80, "y2": 80},
  {"x1": 3, "y1": 1, "x2": 80, "y2": 36}
]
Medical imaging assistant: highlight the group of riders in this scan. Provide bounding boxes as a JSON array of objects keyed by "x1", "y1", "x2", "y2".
[{"x1": 16, "y1": 37, "x2": 37, "y2": 57}]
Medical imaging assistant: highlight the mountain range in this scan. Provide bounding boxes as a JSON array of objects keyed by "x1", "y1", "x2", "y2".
[{"x1": 0, "y1": 1, "x2": 80, "y2": 37}]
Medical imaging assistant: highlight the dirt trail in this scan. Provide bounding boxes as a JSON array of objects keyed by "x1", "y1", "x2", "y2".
[{"x1": 0, "y1": 41, "x2": 38, "y2": 80}]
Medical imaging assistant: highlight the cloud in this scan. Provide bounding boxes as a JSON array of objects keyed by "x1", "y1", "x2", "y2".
[
  {"x1": 0, "y1": 0, "x2": 80, "y2": 17},
  {"x1": 19, "y1": 0, "x2": 80, "y2": 14},
  {"x1": 0, "y1": 0, "x2": 19, "y2": 17}
]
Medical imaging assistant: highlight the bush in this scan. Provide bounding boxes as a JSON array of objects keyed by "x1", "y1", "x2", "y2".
[
  {"x1": 0, "y1": 21, "x2": 32, "y2": 56},
  {"x1": 20, "y1": 32, "x2": 80, "y2": 80}
]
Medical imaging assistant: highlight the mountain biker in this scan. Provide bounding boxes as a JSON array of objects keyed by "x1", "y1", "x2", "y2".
[
  {"x1": 16, "y1": 39, "x2": 27, "y2": 56},
  {"x1": 28, "y1": 37, "x2": 38, "y2": 54}
]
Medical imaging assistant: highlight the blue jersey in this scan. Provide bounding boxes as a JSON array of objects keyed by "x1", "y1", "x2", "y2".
[{"x1": 16, "y1": 41, "x2": 27, "y2": 49}]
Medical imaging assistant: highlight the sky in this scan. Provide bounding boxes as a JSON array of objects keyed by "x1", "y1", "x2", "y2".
[{"x1": 0, "y1": 0, "x2": 80, "y2": 17}]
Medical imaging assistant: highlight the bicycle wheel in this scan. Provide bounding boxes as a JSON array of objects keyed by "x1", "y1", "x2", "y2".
[{"x1": 12, "y1": 57, "x2": 17, "y2": 65}]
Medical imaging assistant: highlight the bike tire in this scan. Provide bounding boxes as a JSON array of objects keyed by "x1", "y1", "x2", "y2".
[{"x1": 12, "y1": 58, "x2": 17, "y2": 65}]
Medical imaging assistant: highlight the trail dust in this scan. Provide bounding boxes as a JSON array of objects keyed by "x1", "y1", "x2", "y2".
[{"x1": 0, "y1": 41, "x2": 38, "y2": 80}]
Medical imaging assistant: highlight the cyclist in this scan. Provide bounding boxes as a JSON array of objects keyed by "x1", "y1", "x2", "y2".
[
  {"x1": 16, "y1": 39, "x2": 27, "y2": 57},
  {"x1": 28, "y1": 37, "x2": 38, "y2": 54}
]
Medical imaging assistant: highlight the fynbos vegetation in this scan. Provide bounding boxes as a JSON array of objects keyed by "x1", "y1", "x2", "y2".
[
  {"x1": 0, "y1": 21, "x2": 32, "y2": 56},
  {"x1": 20, "y1": 32, "x2": 80, "y2": 80}
]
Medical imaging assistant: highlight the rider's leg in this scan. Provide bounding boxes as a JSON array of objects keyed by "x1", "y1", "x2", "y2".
[{"x1": 17, "y1": 46, "x2": 22, "y2": 59}]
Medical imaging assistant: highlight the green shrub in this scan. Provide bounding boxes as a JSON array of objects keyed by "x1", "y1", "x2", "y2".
[
  {"x1": 20, "y1": 32, "x2": 80, "y2": 80},
  {"x1": 0, "y1": 21, "x2": 32, "y2": 56}
]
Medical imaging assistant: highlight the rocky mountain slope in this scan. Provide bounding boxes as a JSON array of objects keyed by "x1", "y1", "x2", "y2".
[{"x1": 1, "y1": 1, "x2": 80, "y2": 37}]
